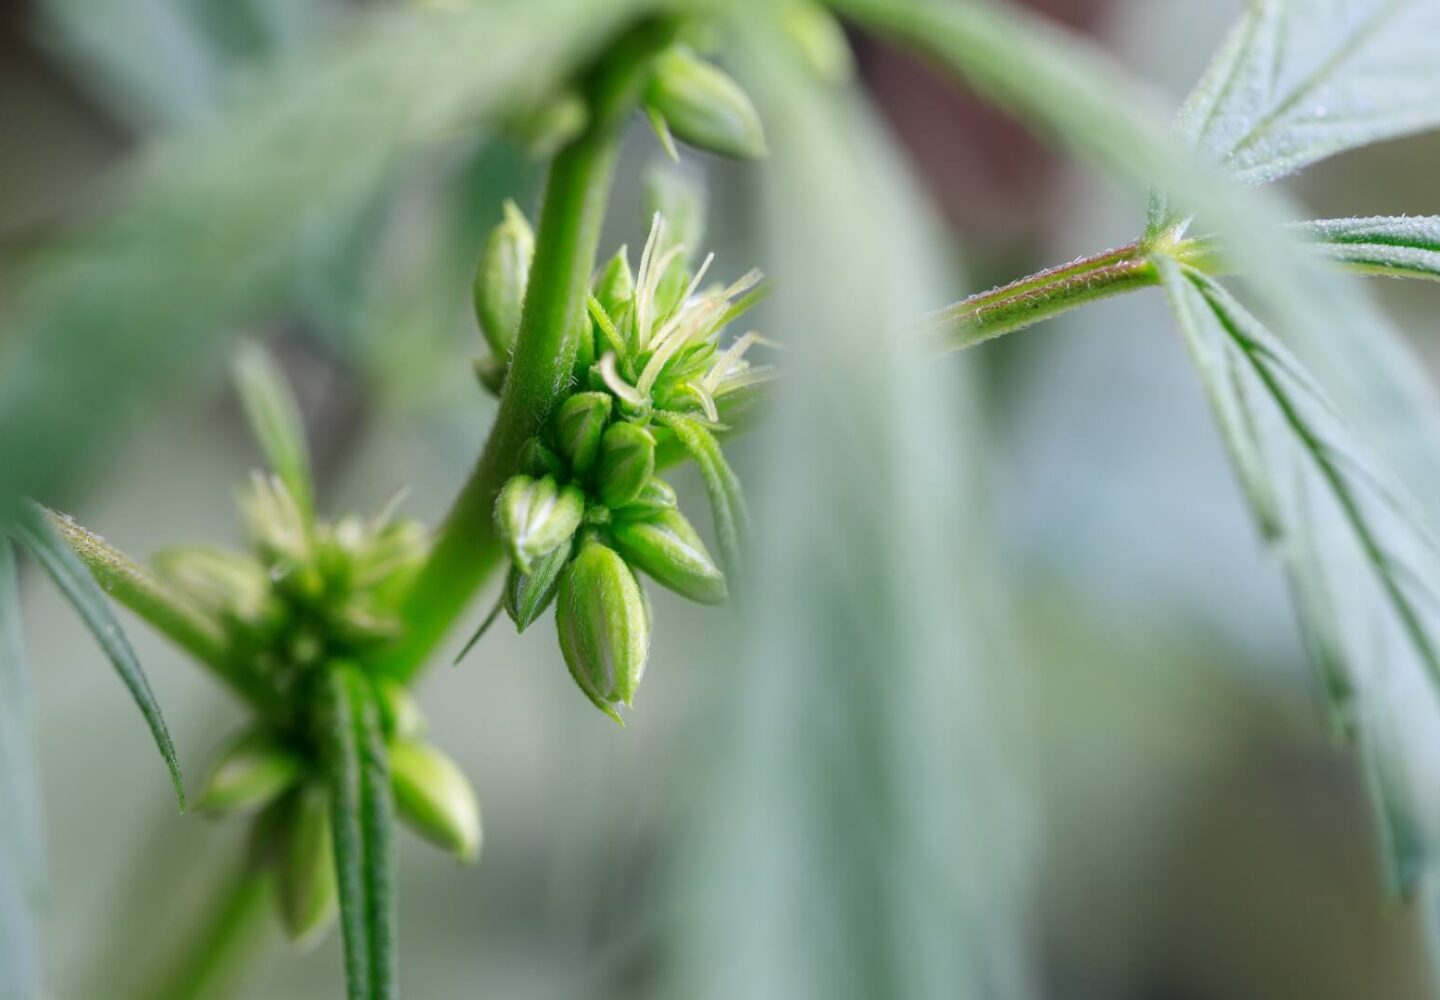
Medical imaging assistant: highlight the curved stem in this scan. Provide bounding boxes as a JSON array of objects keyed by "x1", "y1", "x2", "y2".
[
  {"x1": 142, "y1": 862, "x2": 271, "y2": 1000},
  {"x1": 374, "y1": 18, "x2": 678, "y2": 682}
]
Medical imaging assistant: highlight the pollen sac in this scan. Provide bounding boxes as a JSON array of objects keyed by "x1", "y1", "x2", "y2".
[
  {"x1": 645, "y1": 46, "x2": 768, "y2": 161},
  {"x1": 610, "y1": 508, "x2": 727, "y2": 605},
  {"x1": 390, "y1": 739, "x2": 483, "y2": 865},
  {"x1": 616, "y1": 476, "x2": 678, "y2": 517},
  {"x1": 473, "y1": 200, "x2": 534, "y2": 360},
  {"x1": 596, "y1": 423, "x2": 657, "y2": 509},
  {"x1": 504, "y1": 540, "x2": 570, "y2": 632},
  {"x1": 197, "y1": 729, "x2": 304, "y2": 814},
  {"x1": 555, "y1": 541, "x2": 650, "y2": 723},
  {"x1": 552, "y1": 392, "x2": 613, "y2": 476},
  {"x1": 495, "y1": 474, "x2": 585, "y2": 574},
  {"x1": 275, "y1": 784, "x2": 338, "y2": 945}
]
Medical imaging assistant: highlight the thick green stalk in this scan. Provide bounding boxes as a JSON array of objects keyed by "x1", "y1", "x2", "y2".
[
  {"x1": 46, "y1": 511, "x2": 280, "y2": 712},
  {"x1": 375, "y1": 19, "x2": 676, "y2": 681},
  {"x1": 143, "y1": 864, "x2": 271, "y2": 1000}
]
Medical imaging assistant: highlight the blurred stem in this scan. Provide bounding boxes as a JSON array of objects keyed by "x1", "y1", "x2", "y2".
[
  {"x1": 375, "y1": 17, "x2": 678, "y2": 682},
  {"x1": 45, "y1": 509, "x2": 281, "y2": 712},
  {"x1": 143, "y1": 863, "x2": 271, "y2": 1000}
]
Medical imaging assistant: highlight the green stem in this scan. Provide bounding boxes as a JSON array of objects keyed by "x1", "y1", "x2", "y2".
[
  {"x1": 46, "y1": 509, "x2": 280, "y2": 712},
  {"x1": 374, "y1": 18, "x2": 677, "y2": 682},
  {"x1": 143, "y1": 863, "x2": 271, "y2": 1000},
  {"x1": 928, "y1": 240, "x2": 1162, "y2": 350}
]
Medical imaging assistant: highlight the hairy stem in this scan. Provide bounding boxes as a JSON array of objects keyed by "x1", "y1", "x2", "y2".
[
  {"x1": 927, "y1": 240, "x2": 1161, "y2": 349},
  {"x1": 142, "y1": 863, "x2": 271, "y2": 1000},
  {"x1": 374, "y1": 18, "x2": 677, "y2": 681},
  {"x1": 46, "y1": 510, "x2": 280, "y2": 711}
]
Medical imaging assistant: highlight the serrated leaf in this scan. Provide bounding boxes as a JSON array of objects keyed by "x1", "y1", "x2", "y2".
[
  {"x1": 1294, "y1": 215, "x2": 1440, "y2": 282},
  {"x1": 319, "y1": 667, "x2": 395, "y2": 1000},
  {"x1": 1176, "y1": 0, "x2": 1440, "y2": 186},
  {"x1": 10, "y1": 505, "x2": 185, "y2": 809},
  {"x1": 1157, "y1": 256, "x2": 1440, "y2": 895},
  {"x1": 654, "y1": 411, "x2": 749, "y2": 584},
  {"x1": 234, "y1": 342, "x2": 314, "y2": 523},
  {"x1": 0, "y1": 539, "x2": 42, "y2": 1000}
]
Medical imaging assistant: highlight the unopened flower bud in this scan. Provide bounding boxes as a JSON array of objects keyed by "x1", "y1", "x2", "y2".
[
  {"x1": 596, "y1": 423, "x2": 656, "y2": 509},
  {"x1": 474, "y1": 355, "x2": 506, "y2": 396},
  {"x1": 556, "y1": 541, "x2": 650, "y2": 723},
  {"x1": 276, "y1": 784, "x2": 337, "y2": 945},
  {"x1": 473, "y1": 200, "x2": 533, "y2": 359},
  {"x1": 504, "y1": 541, "x2": 569, "y2": 632},
  {"x1": 785, "y1": 1, "x2": 854, "y2": 84},
  {"x1": 376, "y1": 679, "x2": 426, "y2": 740},
  {"x1": 516, "y1": 437, "x2": 567, "y2": 480},
  {"x1": 593, "y1": 246, "x2": 634, "y2": 322},
  {"x1": 390, "y1": 740, "x2": 482, "y2": 864},
  {"x1": 197, "y1": 729, "x2": 304, "y2": 814},
  {"x1": 495, "y1": 474, "x2": 585, "y2": 574},
  {"x1": 616, "y1": 477, "x2": 678, "y2": 516},
  {"x1": 611, "y1": 508, "x2": 727, "y2": 605},
  {"x1": 645, "y1": 47, "x2": 768, "y2": 160},
  {"x1": 551, "y1": 392, "x2": 613, "y2": 476}
]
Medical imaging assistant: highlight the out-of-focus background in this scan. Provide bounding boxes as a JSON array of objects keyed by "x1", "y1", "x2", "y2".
[{"x1": 4, "y1": 0, "x2": 1440, "y2": 997}]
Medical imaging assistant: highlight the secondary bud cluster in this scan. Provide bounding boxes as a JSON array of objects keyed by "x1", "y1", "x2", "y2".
[
  {"x1": 156, "y1": 345, "x2": 483, "y2": 946},
  {"x1": 474, "y1": 199, "x2": 776, "y2": 723}
]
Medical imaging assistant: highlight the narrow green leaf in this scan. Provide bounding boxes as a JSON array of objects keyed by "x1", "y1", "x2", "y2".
[
  {"x1": 0, "y1": 538, "x2": 42, "y2": 1000},
  {"x1": 1294, "y1": 216, "x2": 1440, "y2": 282},
  {"x1": 654, "y1": 411, "x2": 749, "y2": 583},
  {"x1": 319, "y1": 667, "x2": 396, "y2": 1000},
  {"x1": 10, "y1": 505, "x2": 185, "y2": 809},
  {"x1": 234, "y1": 342, "x2": 314, "y2": 523},
  {"x1": 1156, "y1": 256, "x2": 1440, "y2": 895},
  {"x1": 1174, "y1": 0, "x2": 1440, "y2": 187}
]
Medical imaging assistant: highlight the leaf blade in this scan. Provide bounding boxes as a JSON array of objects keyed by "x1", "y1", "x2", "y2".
[
  {"x1": 1176, "y1": 0, "x2": 1440, "y2": 186},
  {"x1": 0, "y1": 538, "x2": 43, "y2": 1000},
  {"x1": 234, "y1": 342, "x2": 314, "y2": 522},
  {"x1": 654, "y1": 411, "x2": 749, "y2": 584},
  {"x1": 1156, "y1": 256, "x2": 1440, "y2": 895},
  {"x1": 10, "y1": 505, "x2": 186, "y2": 809},
  {"x1": 1294, "y1": 215, "x2": 1440, "y2": 282}
]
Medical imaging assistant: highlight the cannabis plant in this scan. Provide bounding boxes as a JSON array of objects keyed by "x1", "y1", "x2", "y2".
[{"x1": 5, "y1": 0, "x2": 1440, "y2": 997}]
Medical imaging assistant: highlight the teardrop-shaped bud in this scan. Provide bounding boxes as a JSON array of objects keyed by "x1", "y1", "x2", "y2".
[
  {"x1": 275, "y1": 784, "x2": 337, "y2": 945},
  {"x1": 473, "y1": 200, "x2": 534, "y2": 359},
  {"x1": 504, "y1": 541, "x2": 570, "y2": 632},
  {"x1": 610, "y1": 508, "x2": 727, "y2": 605},
  {"x1": 555, "y1": 541, "x2": 650, "y2": 723},
  {"x1": 645, "y1": 47, "x2": 768, "y2": 160},
  {"x1": 516, "y1": 437, "x2": 567, "y2": 480},
  {"x1": 517, "y1": 89, "x2": 589, "y2": 158},
  {"x1": 474, "y1": 355, "x2": 506, "y2": 396},
  {"x1": 495, "y1": 474, "x2": 585, "y2": 574},
  {"x1": 615, "y1": 477, "x2": 678, "y2": 517},
  {"x1": 784, "y1": 0, "x2": 854, "y2": 84},
  {"x1": 593, "y1": 246, "x2": 634, "y2": 322},
  {"x1": 197, "y1": 729, "x2": 304, "y2": 814},
  {"x1": 596, "y1": 423, "x2": 656, "y2": 509},
  {"x1": 376, "y1": 678, "x2": 426, "y2": 740},
  {"x1": 390, "y1": 740, "x2": 482, "y2": 864},
  {"x1": 551, "y1": 392, "x2": 613, "y2": 476}
]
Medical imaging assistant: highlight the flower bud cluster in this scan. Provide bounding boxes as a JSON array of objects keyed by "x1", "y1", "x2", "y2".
[
  {"x1": 156, "y1": 346, "x2": 482, "y2": 945},
  {"x1": 479, "y1": 205, "x2": 776, "y2": 723}
]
